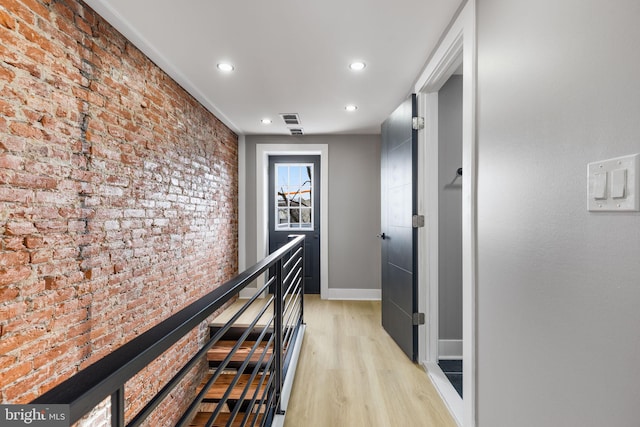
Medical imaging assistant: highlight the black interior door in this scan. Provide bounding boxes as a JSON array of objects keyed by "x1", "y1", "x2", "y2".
[
  {"x1": 381, "y1": 94, "x2": 418, "y2": 360},
  {"x1": 269, "y1": 155, "x2": 320, "y2": 294}
]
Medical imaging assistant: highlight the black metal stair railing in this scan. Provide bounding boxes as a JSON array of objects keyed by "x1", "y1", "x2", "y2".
[{"x1": 32, "y1": 235, "x2": 306, "y2": 427}]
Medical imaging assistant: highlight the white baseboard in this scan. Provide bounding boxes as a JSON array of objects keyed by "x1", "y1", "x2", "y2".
[
  {"x1": 239, "y1": 287, "x2": 257, "y2": 299},
  {"x1": 272, "y1": 415, "x2": 285, "y2": 427},
  {"x1": 423, "y1": 361, "x2": 463, "y2": 427},
  {"x1": 281, "y1": 324, "x2": 305, "y2": 410},
  {"x1": 276, "y1": 324, "x2": 305, "y2": 427},
  {"x1": 324, "y1": 288, "x2": 381, "y2": 300},
  {"x1": 438, "y1": 339, "x2": 463, "y2": 360}
]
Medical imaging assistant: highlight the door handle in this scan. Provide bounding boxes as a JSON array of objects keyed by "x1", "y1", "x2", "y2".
[{"x1": 377, "y1": 232, "x2": 387, "y2": 240}]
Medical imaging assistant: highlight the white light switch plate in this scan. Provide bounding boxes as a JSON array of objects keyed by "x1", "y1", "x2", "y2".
[{"x1": 587, "y1": 153, "x2": 639, "y2": 211}]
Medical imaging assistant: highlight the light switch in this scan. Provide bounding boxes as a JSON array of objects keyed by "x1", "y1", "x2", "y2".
[
  {"x1": 611, "y1": 169, "x2": 627, "y2": 199},
  {"x1": 588, "y1": 153, "x2": 639, "y2": 211},
  {"x1": 593, "y1": 172, "x2": 607, "y2": 199}
]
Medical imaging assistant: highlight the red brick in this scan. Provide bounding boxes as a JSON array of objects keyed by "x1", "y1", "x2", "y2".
[
  {"x1": 5, "y1": 221, "x2": 37, "y2": 235},
  {"x1": 25, "y1": 205, "x2": 58, "y2": 219},
  {"x1": 9, "y1": 59, "x2": 42, "y2": 78},
  {"x1": 0, "y1": 135, "x2": 25, "y2": 152},
  {"x1": 0, "y1": 250, "x2": 29, "y2": 266},
  {"x1": 34, "y1": 190, "x2": 74, "y2": 206},
  {"x1": 9, "y1": 122, "x2": 44, "y2": 139},
  {"x1": 0, "y1": 327, "x2": 45, "y2": 355},
  {"x1": 50, "y1": 0, "x2": 73, "y2": 22},
  {"x1": 3, "y1": 236, "x2": 25, "y2": 251},
  {"x1": 0, "y1": 301, "x2": 26, "y2": 320},
  {"x1": 0, "y1": 355, "x2": 17, "y2": 371},
  {"x1": 0, "y1": 264, "x2": 32, "y2": 286},
  {"x1": 24, "y1": 236, "x2": 44, "y2": 248},
  {"x1": 0, "y1": 153, "x2": 22, "y2": 169},
  {"x1": 34, "y1": 336, "x2": 81, "y2": 368},
  {"x1": 0, "y1": 0, "x2": 35, "y2": 25},
  {"x1": 0, "y1": 360, "x2": 33, "y2": 388},
  {"x1": 18, "y1": 0, "x2": 50, "y2": 21},
  {"x1": 74, "y1": 15, "x2": 91, "y2": 36},
  {"x1": 24, "y1": 44, "x2": 46, "y2": 63},
  {"x1": 0, "y1": 66, "x2": 16, "y2": 83},
  {"x1": 30, "y1": 248, "x2": 52, "y2": 264},
  {"x1": 0, "y1": 284, "x2": 20, "y2": 299},
  {"x1": 0, "y1": 169, "x2": 15, "y2": 185},
  {"x1": 39, "y1": 113, "x2": 56, "y2": 130},
  {"x1": 0, "y1": 188, "x2": 32, "y2": 205},
  {"x1": 0, "y1": 99, "x2": 15, "y2": 117},
  {"x1": 23, "y1": 307, "x2": 54, "y2": 330},
  {"x1": 53, "y1": 13, "x2": 81, "y2": 42},
  {"x1": 0, "y1": 9, "x2": 15, "y2": 29},
  {"x1": 11, "y1": 172, "x2": 58, "y2": 189},
  {"x1": 2, "y1": 383, "x2": 38, "y2": 404}
]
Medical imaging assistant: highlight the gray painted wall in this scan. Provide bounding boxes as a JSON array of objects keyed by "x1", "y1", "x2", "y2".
[
  {"x1": 477, "y1": 1, "x2": 640, "y2": 425},
  {"x1": 438, "y1": 75, "x2": 463, "y2": 341},
  {"x1": 244, "y1": 135, "x2": 381, "y2": 291}
]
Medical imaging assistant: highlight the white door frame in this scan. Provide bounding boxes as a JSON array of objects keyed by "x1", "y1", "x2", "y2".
[
  {"x1": 254, "y1": 144, "x2": 329, "y2": 299},
  {"x1": 415, "y1": 1, "x2": 476, "y2": 426}
]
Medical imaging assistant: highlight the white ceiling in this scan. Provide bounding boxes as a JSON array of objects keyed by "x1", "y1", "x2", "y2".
[{"x1": 83, "y1": 0, "x2": 462, "y2": 136}]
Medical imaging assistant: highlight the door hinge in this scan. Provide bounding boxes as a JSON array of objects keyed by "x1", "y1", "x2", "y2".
[
  {"x1": 412, "y1": 214, "x2": 425, "y2": 228},
  {"x1": 412, "y1": 312, "x2": 425, "y2": 325},
  {"x1": 412, "y1": 116, "x2": 425, "y2": 130}
]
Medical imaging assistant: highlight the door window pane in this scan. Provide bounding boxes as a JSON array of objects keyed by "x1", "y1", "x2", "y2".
[
  {"x1": 275, "y1": 163, "x2": 314, "y2": 230},
  {"x1": 277, "y1": 165, "x2": 288, "y2": 188},
  {"x1": 277, "y1": 191, "x2": 287, "y2": 207},
  {"x1": 300, "y1": 208, "x2": 312, "y2": 226},
  {"x1": 278, "y1": 208, "x2": 289, "y2": 225}
]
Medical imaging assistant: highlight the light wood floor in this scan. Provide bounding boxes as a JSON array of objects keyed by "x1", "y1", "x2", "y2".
[
  {"x1": 210, "y1": 294, "x2": 300, "y2": 328},
  {"x1": 284, "y1": 296, "x2": 457, "y2": 427}
]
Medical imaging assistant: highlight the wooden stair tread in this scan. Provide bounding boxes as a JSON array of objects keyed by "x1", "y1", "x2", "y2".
[
  {"x1": 189, "y1": 412, "x2": 264, "y2": 427},
  {"x1": 207, "y1": 340, "x2": 272, "y2": 364},
  {"x1": 197, "y1": 373, "x2": 268, "y2": 401}
]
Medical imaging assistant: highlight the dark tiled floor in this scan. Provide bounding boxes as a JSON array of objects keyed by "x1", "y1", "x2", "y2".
[{"x1": 438, "y1": 359, "x2": 462, "y2": 398}]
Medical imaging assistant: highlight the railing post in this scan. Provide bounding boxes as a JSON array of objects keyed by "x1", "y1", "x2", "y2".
[
  {"x1": 274, "y1": 258, "x2": 284, "y2": 414},
  {"x1": 111, "y1": 387, "x2": 124, "y2": 427},
  {"x1": 300, "y1": 239, "x2": 305, "y2": 324}
]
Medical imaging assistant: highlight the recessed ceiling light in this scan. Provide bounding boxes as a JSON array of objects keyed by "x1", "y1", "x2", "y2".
[
  {"x1": 345, "y1": 105, "x2": 358, "y2": 112},
  {"x1": 261, "y1": 118, "x2": 272, "y2": 125},
  {"x1": 349, "y1": 62, "x2": 366, "y2": 71},
  {"x1": 217, "y1": 63, "x2": 234, "y2": 72}
]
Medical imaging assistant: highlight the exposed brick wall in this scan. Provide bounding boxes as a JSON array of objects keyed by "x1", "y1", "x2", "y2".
[{"x1": 0, "y1": 0, "x2": 238, "y2": 424}]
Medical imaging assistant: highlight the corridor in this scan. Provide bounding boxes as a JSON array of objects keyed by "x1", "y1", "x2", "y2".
[{"x1": 284, "y1": 296, "x2": 456, "y2": 427}]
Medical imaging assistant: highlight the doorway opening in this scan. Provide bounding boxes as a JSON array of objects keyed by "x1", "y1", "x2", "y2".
[
  {"x1": 414, "y1": 1, "x2": 476, "y2": 426},
  {"x1": 436, "y1": 73, "x2": 463, "y2": 397}
]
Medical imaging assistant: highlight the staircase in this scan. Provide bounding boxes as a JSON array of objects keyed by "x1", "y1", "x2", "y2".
[
  {"x1": 189, "y1": 325, "x2": 283, "y2": 427},
  {"x1": 32, "y1": 236, "x2": 306, "y2": 427},
  {"x1": 190, "y1": 411, "x2": 265, "y2": 427}
]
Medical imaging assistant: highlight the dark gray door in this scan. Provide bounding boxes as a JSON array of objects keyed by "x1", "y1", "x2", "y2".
[
  {"x1": 269, "y1": 155, "x2": 320, "y2": 294},
  {"x1": 380, "y1": 94, "x2": 418, "y2": 360}
]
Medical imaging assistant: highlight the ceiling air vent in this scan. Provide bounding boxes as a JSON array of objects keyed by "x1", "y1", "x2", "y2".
[
  {"x1": 280, "y1": 113, "x2": 301, "y2": 126},
  {"x1": 289, "y1": 128, "x2": 304, "y2": 135}
]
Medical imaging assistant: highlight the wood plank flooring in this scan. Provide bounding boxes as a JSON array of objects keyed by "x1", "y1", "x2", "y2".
[
  {"x1": 196, "y1": 373, "x2": 268, "y2": 401},
  {"x1": 284, "y1": 296, "x2": 457, "y2": 427},
  {"x1": 210, "y1": 294, "x2": 300, "y2": 329}
]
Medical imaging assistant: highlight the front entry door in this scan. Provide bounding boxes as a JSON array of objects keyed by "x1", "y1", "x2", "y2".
[
  {"x1": 269, "y1": 155, "x2": 320, "y2": 294},
  {"x1": 381, "y1": 95, "x2": 418, "y2": 360}
]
